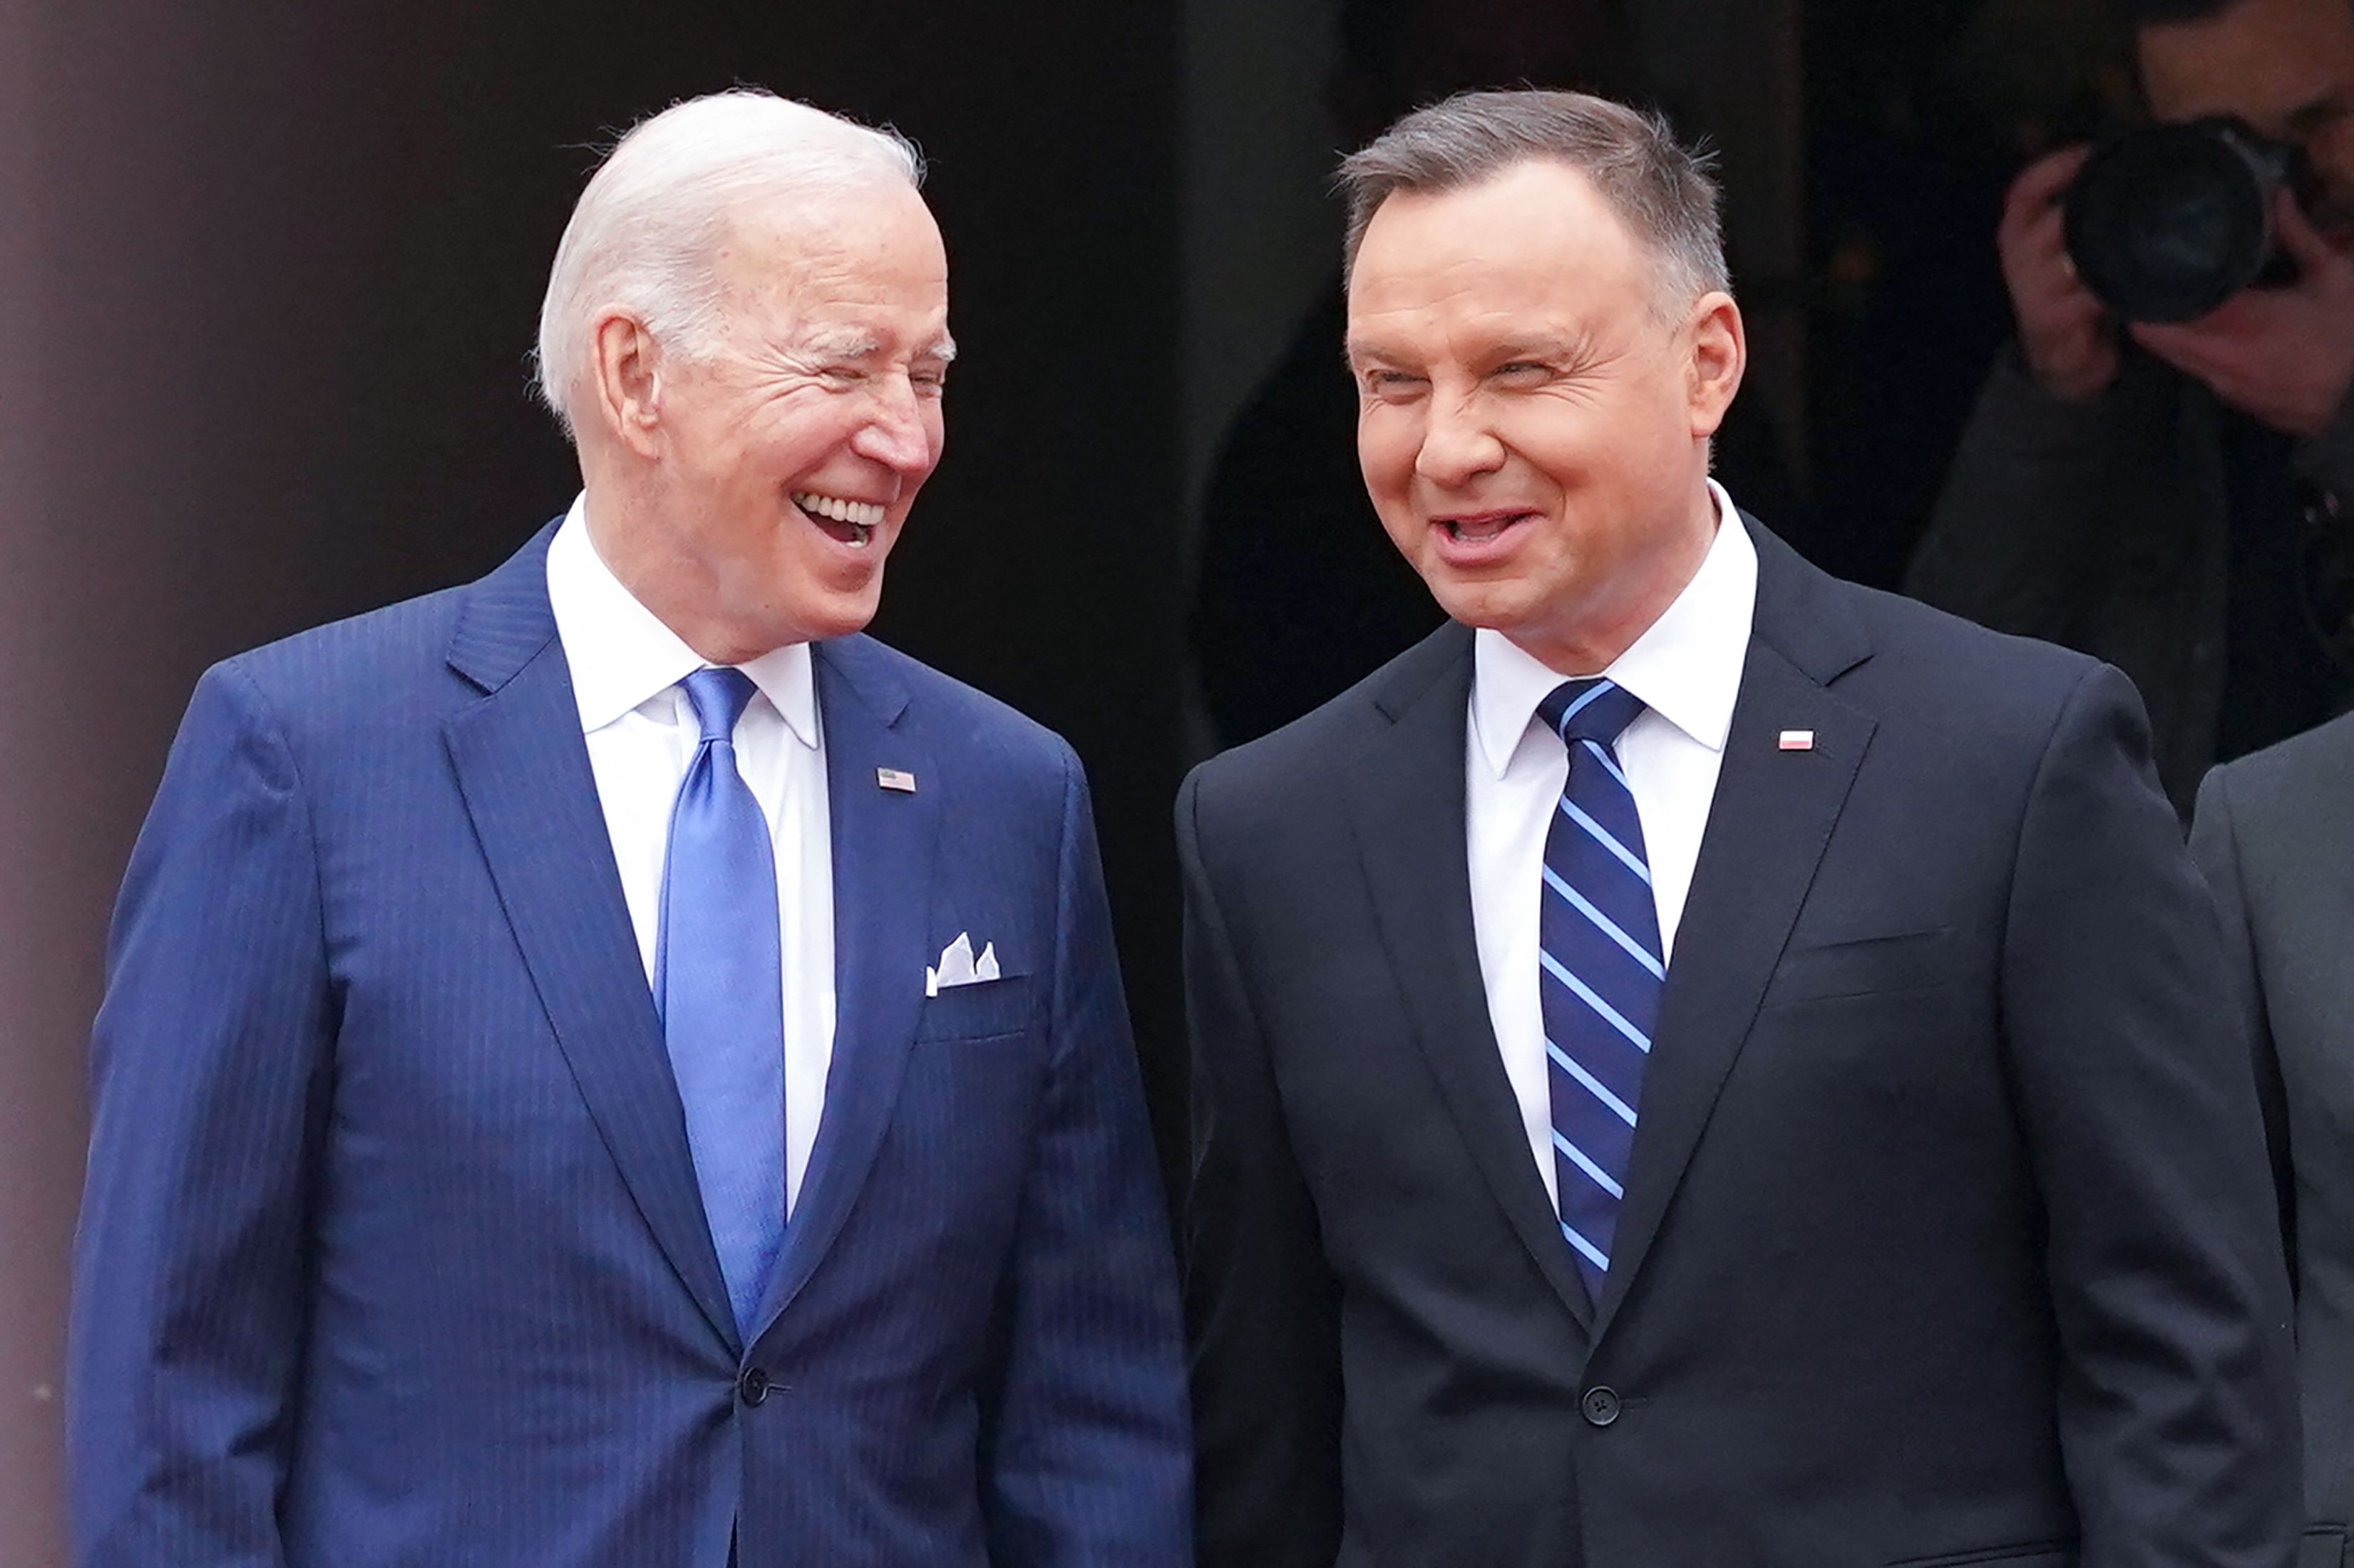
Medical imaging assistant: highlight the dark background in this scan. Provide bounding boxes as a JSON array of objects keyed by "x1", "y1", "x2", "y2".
[{"x1": 0, "y1": 1, "x2": 2098, "y2": 1559}]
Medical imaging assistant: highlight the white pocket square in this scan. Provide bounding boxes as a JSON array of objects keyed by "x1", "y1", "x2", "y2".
[{"x1": 925, "y1": 932, "x2": 1001, "y2": 997}]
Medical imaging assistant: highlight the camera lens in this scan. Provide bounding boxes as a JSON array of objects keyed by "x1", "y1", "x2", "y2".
[{"x1": 2063, "y1": 119, "x2": 2285, "y2": 323}]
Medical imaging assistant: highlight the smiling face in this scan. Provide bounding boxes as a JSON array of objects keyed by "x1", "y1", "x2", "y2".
[
  {"x1": 1345, "y1": 158, "x2": 1742, "y2": 674},
  {"x1": 588, "y1": 178, "x2": 952, "y2": 663},
  {"x1": 2139, "y1": 0, "x2": 2354, "y2": 242}
]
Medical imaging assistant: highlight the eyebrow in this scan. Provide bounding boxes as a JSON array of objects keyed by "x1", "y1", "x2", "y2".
[
  {"x1": 1341, "y1": 333, "x2": 1585, "y2": 369},
  {"x1": 799, "y1": 329, "x2": 883, "y2": 361},
  {"x1": 796, "y1": 329, "x2": 957, "y2": 363},
  {"x1": 1486, "y1": 334, "x2": 1584, "y2": 361}
]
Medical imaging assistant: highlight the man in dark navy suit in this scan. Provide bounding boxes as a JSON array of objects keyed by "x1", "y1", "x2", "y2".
[
  {"x1": 69, "y1": 88, "x2": 1188, "y2": 1567},
  {"x1": 1182, "y1": 88, "x2": 2305, "y2": 1567}
]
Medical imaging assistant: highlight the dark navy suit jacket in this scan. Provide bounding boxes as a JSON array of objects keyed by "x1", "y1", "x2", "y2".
[
  {"x1": 69, "y1": 522, "x2": 1190, "y2": 1567},
  {"x1": 1183, "y1": 519, "x2": 2306, "y2": 1567}
]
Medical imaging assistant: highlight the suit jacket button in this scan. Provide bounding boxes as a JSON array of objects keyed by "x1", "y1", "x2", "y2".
[
  {"x1": 1581, "y1": 1386, "x2": 1621, "y2": 1427},
  {"x1": 739, "y1": 1366, "x2": 771, "y2": 1407}
]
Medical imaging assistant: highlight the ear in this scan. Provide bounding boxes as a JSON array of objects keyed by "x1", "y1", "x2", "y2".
[
  {"x1": 589, "y1": 308, "x2": 666, "y2": 459},
  {"x1": 1684, "y1": 290, "x2": 1747, "y2": 441}
]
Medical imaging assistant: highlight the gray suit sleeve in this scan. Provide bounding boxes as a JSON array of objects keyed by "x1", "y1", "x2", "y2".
[{"x1": 2190, "y1": 763, "x2": 2298, "y2": 1289}]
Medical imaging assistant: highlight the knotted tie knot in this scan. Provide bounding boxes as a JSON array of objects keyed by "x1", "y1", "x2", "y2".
[
  {"x1": 1538, "y1": 677, "x2": 1645, "y2": 751},
  {"x1": 682, "y1": 666, "x2": 758, "y2": 747}
]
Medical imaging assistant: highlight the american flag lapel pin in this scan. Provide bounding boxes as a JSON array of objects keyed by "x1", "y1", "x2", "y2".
[
  {"x1": 1778, "y1": 730, "x2": 1815, "y2": 752},
  {"x1": 877, "y1": 766, "x2": 918, "y2": 793}
]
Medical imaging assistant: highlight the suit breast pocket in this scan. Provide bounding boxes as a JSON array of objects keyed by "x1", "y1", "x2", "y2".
[
  {"x1": 916, "y1": 974, "x2": 1041, "y2": 1042},
  {"x1": 1767, "y1": 925, "x2": 1958, "y2": 1009}
]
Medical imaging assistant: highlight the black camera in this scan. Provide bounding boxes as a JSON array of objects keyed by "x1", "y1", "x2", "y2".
[{"x1": 2063, "y1": 116, "x2": 2311, "y2": 323}]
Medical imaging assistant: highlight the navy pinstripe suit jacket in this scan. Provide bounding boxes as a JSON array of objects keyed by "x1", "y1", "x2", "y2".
[{"x1": 68, "y1": 521, "x2": 1190, "y2": 1567}]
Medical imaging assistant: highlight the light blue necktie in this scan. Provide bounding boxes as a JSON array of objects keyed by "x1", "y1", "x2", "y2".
[
  {"x1": 657, "y1": 667, "x2": 786, "y2": 1335},
  {"x1": 1535, "y1": 677, "x2": 1662, "y2": 1303}
]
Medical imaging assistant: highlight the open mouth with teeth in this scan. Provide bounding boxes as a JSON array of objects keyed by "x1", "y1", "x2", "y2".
[
  {"x1": 791, "y1": 490, "x2": 886, "y2": 547},
  {"x1": 1439, "y1": 512, "x2": 1533, "y2": 545}
]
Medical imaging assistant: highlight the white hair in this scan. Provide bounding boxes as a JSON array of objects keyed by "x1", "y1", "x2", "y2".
[{"x1": 534, "y1": 88, "x2": 924, "y2": 441}]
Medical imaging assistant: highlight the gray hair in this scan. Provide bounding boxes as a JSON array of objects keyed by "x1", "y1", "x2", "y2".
[
  {"x1": 534, "y1": 88, "x2": 925, "y2": 442},
  {"x1": 1337, "y1": 89, "x2": 1729, "y2": 311}
]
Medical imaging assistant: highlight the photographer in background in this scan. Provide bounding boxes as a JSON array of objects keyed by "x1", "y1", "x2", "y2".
[{"x1": 1909, "y1": 0, "x2": 2354, "y2": 813}]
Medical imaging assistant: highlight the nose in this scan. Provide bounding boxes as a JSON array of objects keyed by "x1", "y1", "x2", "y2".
[
  {"x1": 1414, "y1": 392, "x2": 1505, "y2": 488},
  {"x1": 851, "y1": 373, "x2": 936, "y2": 474}
]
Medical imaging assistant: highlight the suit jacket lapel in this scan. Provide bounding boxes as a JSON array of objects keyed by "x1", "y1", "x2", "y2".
[
  {"x1": 1347, "y1": 624, "x2": 1597, "y2": 1332},
  {"x1": 1592, "y1": 522, "x2": 1876, "y2": 1337},
  {"x1": 442, "y1": 522, "x2": 740, "y2": 1351},
  {"x1": 750, "y1": 636, "x2": 938, "y2": 1339}
]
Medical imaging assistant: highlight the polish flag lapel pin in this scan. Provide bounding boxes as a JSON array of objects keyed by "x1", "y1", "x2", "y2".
[{"x1": 1778, "y1": 730, "x2": 1814, "y2": 752}]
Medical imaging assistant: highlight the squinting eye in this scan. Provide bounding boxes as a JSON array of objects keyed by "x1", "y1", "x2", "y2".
[
  {"x1": 1363, "y1": 372, "x2": 1425, "y2": 401},
  {"x1": 1494, "y1": 362, "x2": 1550, "y2": 381}
]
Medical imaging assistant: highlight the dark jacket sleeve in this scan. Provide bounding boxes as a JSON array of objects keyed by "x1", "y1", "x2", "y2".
[
  {"x1": 982, "y1": 748, "x2": 1193, "y2": 1567},
  {"x1": 1178, "y1": 766, "x2": 1345, "y2": 1568},
  {"x1": 1908, "y1": 346, "x2": 2194, "y2": 634},
  {"x1": 68, "y1": 662, "x2": 336, "y2": 1567},
  {"x1": 2000, "y1": 664, "x2": 2301, "y2": 1564},
  {"x1": 1908, "y1": 344, "x2": 2226, "y2": 810},
  {"x1": 2189, "y1": 763, "x2": 2298, "y2": 1294},
  {"x1": 2293, "y1": 383, "x2": 2354, "y2": 503}
]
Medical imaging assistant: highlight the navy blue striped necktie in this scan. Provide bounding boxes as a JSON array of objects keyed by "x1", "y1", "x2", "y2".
[{"x1": 1534, "y1": 677, "x2": 1661, "y2": 1302}]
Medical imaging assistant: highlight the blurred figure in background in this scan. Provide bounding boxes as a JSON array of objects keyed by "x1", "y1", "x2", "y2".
[
  {"x1": 1799, "y1": 0, "x2": 2121, "y2": 592},
  {"x1": 1190, "y1": 0, "x2": 1799, "y2": 748},
  {"x1": 1911, "y1": 0, "x2": 2354, "y2": 812}
]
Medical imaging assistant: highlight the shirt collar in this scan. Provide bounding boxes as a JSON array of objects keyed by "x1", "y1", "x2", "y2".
[
  {"x1": 1471, "y1": 479, "x2": 1758, "y2": 778},
  {"x1": 544, "y1": 492, "x2": 820, "y2": 748}
]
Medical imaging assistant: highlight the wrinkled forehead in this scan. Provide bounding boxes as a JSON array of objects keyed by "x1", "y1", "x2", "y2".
[
  {"x1": 717, "y1": 185, "x2": 954, "y2": 356},
  {"x1": 1346, "y1": 165, "x2": 1650, "y2": 342}
]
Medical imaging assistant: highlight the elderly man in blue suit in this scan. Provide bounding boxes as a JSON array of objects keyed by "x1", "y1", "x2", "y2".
[{"x1": 68, "y1": 89, "x2": 1189, "y2": 1567}]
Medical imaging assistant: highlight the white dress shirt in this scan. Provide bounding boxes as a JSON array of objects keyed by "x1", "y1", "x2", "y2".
[
  {"x1": 1466, "y1": 481, "x2": 1758, "y2": 1207},
  {"x1": 545, "y1": 494, "x2": 836, "y2": 1214}
]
